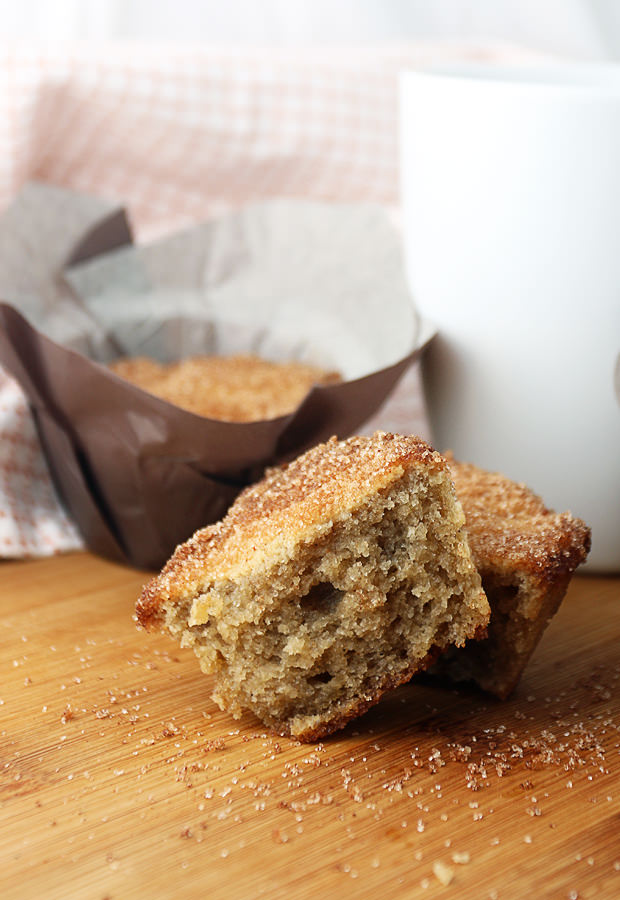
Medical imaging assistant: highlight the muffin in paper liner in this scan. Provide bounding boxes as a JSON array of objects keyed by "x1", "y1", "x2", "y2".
[{"x1": 0, "y1": 184, "x2": 435, "y2": 569}]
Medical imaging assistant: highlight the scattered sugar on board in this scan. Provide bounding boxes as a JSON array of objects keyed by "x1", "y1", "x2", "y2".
[
  {"x1": 139, "y1": 663, "x2": 616, "y2": 899},
  {"x1": 4, "y1": 611, "x2": 617, "y2": 899}
]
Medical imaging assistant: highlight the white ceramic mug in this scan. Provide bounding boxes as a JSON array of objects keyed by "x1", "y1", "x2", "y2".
[{"x1": 400, "y1": 62, "x2": 620, "y2": 571}]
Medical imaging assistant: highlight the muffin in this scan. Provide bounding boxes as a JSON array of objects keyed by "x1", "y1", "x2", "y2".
[
  {"x1": 109, "y1": 353, "x2": 340, "y2": 421},
  {"x1": 434, "y1": 457, "x2": 591, "y2": 698},
  {"x1": 137, "y1": 432, "x2": 489, "y2": 740}
]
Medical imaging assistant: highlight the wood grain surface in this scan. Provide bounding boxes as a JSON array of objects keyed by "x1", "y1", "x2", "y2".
[{"x1": 1, "y1": 552, "x2": 618, "y2": 900}]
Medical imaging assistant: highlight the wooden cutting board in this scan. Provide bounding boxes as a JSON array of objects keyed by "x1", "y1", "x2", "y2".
[{"x1": 1, "y1": 552, "x2": 619, "y2": 900}]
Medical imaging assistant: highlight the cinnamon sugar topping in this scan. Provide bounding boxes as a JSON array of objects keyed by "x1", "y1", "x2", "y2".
[{"x1": 109, "y1": 353, "x2": 340, "y2": 421}]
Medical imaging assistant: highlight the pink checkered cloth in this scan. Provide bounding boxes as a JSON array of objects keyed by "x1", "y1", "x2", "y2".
[{"x1": 0, "y1": 40, "x2": 529, "y2": 558}]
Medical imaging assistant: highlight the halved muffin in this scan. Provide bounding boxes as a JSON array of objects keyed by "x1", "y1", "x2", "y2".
[{"x1": 137, "y1": 432, "x2": 489, "y2": 740}]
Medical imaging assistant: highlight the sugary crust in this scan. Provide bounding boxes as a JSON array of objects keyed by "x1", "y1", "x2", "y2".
[
  {"x1": 137, "y1": 433, "x2": 448, "y2": 629},
  {"x1": 109, "y1": 353, "x2": 340, "y2": 422},
  {"x1": 447, "y1": 456, "x2": 591, "y2": 585}
]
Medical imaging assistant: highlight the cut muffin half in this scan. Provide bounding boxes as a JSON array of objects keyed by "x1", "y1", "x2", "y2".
[{"x1": 137, "y1": 432, "x2": 489, "y2": 741}]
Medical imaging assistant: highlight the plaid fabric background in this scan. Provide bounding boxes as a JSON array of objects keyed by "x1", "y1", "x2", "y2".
[{"x1": 0, "y1": 40, "x2": 525, "y2": 558}]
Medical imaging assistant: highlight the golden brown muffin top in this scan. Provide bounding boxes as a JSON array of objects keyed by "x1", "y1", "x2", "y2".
[
  {"x1": 448, "y1": 456, "x2": 591, "y2": 580},
  {"x1": 109, "y1": 353, "x2": 340, "y2": 421},
  {"x1": 137, "y1": 432, "x2": 448, "y2": 627}
]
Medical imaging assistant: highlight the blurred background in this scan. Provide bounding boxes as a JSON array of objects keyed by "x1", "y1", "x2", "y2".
[
  {"x1": 1, "y1": 0, "x2": 620, "y2": 59},
  {"x1": 2, "y1": 0, "x2": 620, "y2": 559}
]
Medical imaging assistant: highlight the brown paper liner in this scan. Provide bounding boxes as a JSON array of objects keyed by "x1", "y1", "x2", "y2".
[
  {"x1": 0, "y1": 303, "x2": 433, "y2": 569},
  {"x1": 0, "y1": 184, "x2": 435, "y2": 569}
]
